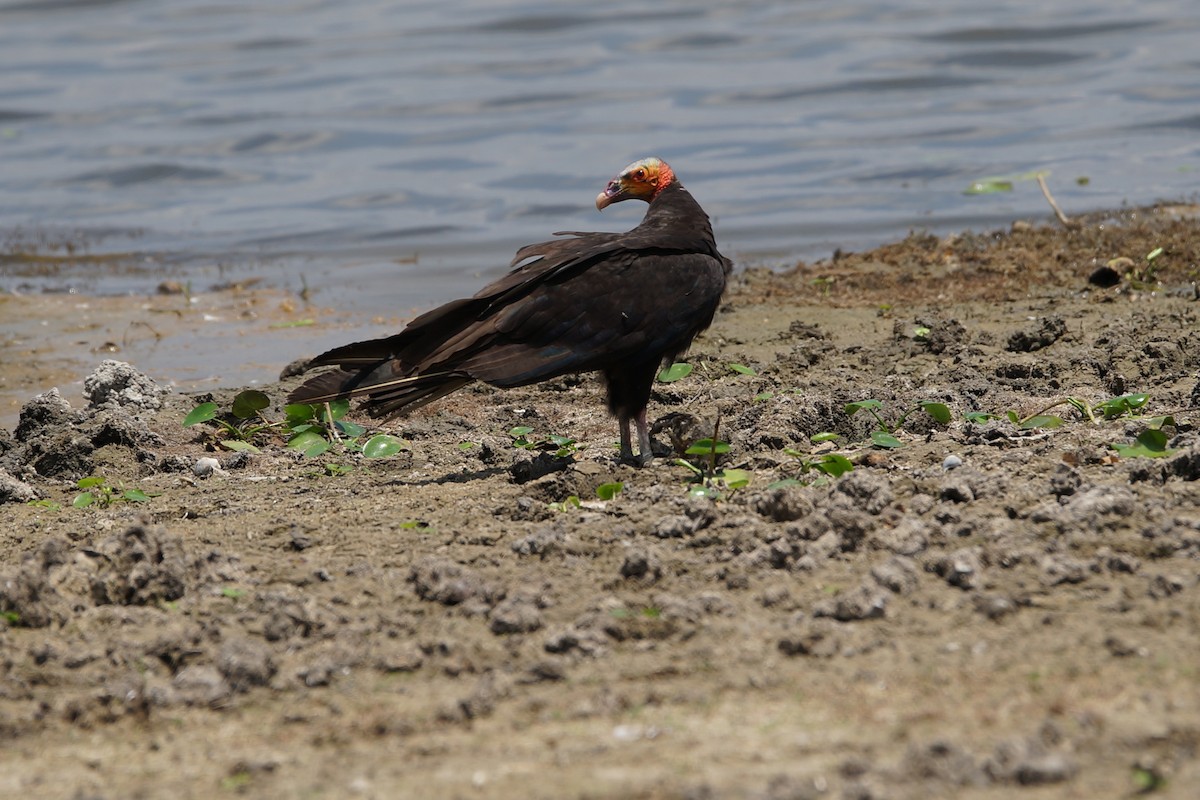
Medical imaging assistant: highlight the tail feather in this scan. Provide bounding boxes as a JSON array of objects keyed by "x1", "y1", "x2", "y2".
[{"x1": 288, "y1": 363, "x2": 473, "y2": 419}]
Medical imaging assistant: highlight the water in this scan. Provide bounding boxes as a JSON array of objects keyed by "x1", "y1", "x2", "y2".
[{"x1": 1, "y1": 0, "x2": 1199, "y2": 400}]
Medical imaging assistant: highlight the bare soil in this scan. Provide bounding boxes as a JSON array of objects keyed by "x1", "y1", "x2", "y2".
[{"x1": 2, "y1": 206, "x2": 1199, "y2": 799}]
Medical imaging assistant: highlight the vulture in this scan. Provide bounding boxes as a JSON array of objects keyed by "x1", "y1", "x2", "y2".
[{"x1": 287, "y1": 157, "x2": 728, "y2": 465}]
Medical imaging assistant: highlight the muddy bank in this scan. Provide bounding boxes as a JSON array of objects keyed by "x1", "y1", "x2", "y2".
[{"x1": 2, "y1": 206, "x2": 1199, "y2": 799}]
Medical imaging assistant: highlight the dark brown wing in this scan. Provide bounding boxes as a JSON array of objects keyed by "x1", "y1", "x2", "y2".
[{"x1": 288, "y1": 181, "x2": 727, "y2": 418}]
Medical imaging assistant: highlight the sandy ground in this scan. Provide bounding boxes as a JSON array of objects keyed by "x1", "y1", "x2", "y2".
[{"x1": 2, "y1": 206, "x2": 1199, "y2": 799}]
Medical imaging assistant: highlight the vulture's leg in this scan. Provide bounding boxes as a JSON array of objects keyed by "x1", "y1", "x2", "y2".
[
  {"x1": 619, "y1": 415, "x2": 635, "y2": 462},
  {"x1": 634, "y1": 408, "x2": 653, "y2": 466}
]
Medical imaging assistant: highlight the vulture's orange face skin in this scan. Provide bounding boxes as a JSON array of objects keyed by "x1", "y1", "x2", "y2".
[{"x1": 595, "y1": 157, "x2": 676, "y2": 210}]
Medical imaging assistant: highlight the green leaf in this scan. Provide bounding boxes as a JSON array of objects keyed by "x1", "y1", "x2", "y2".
[
  {"x1": 754, "y1": 391, "x2": 774, "y2": 402},
  {"x1": 688, "y1": 485, "x2": 720, "y2": 499},
  {"x1": 123, "y1": 490, "x2": 152, "y2": 502},
  {"x1": 231, "y1": 390, "x2": 270, "y2": 419},
  {"x1": 288, "y1": 430, "x2": 329, "y2": 457},
  {"x1": 1006, "y1": 410, "x2": 1020, "y2": 425},
  {"x1": 326, "y1": 399, "x2": 350, "y2": 420},
  {"x1": 685, "y1": 438, "x2": 731, "y2": 455},
  {"x1": 870, "y1": 431, "x2": 905, "y2": 449},
  {"x1": 845, "y1": 399, "x2": 882, "y2": 415},
  {"x1": 674, "y1": 458, "x2": 703, "y2": 476},
  {"x1": 921, "y1": 402, "x2": 952, "y2": 424},
  {"x1": 336, "y1": 420, "x2": 366, "y2": 438},
  {"x1": 810, "y1": 432, "x2": 840, "y2": 444},
  {"x1": 547, "y1": 434, "x2": 575, "y2": 448},
  {"x1": 509, "y1": 425, "x2": 534, "y2": 438},
  {"x1": 812, "y1": 454, "x2": 854, "y2": 477},
  {"x1": 399, "y1": 520, "x2": 430, "y2": 530},
  {"x1": 596, "y1": 482, "x2": 624, "y2": 501},
  {"x1": 657, "y1": 362, "x2": 693, "y2": 383},
  {"x1": 457, "y1": 441, "x2": 475, "y2": 450},
  {"x1": 1019, "y1": 415, "x2": 1064, "y2": 430},
  {"x1": 719, "y1": 469, "x2": 751, "y2": 490},
  {"x1": 76, "y1": 476, "x2": 106, "y2": 489},
  {"x1": 1146, "y1": 415, "x2": 1176, "y2": 430},
  {"x1": 1095, "y1": 393, "x2": 1149, "y2": 419},
  {"x1": 183, "y1": 402, "x2": 219, "y2": 427},
  {"x1": 221, "y1": 440, "x2": 260, "y2": 453},
  {"x1": 964, "y1": 411, "x2": 996, "y2": 424},
  {"x1": 1145, "y1": 247, "x2": 1164, "y2": 262},
  {"x1": 728, "y1": 363, "x2": 757, "y2": 376},
  {"x1": 221, "y1": 587, "x2": 245, "y2": 599},
  {"x1": 1111, "y1": 429, "x2": 1177, "y2": 459},
  {"x1": 363, "y1": 434, "x2": 407, "y2": 458},
  {"x1": 72, "y1": 492, "x2": 96, "y2": 508},
  {"x1": 284, "y1": 403, "x2": 318, "y2": 424},
  {"x1": 766, "y1": 478, "x2": 802, "y2": 490}
]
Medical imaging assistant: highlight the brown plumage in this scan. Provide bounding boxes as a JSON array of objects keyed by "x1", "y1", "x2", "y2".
[{"x1": 287, "y1": 157, "x2": 728, "y2": 464}]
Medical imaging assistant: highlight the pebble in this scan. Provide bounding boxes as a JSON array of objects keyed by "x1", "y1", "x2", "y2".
[
  {"x1": 192, "y1": 457, "x2": 223, "y2": 478},
  {"x1": 942, "y1": 454, "x2": 963, "y2": 470}
]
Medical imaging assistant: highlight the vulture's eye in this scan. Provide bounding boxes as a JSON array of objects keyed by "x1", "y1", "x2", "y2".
[{"x1": 634, "y1": 168, "x2": 646, "y2": 180}]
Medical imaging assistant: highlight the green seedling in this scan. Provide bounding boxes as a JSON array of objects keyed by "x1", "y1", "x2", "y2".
[
  {"x1": 846, "y1": 399, "x2": 951, "y2": 448},
  {"x1": 674, "y1": 415, "x2": 750, "y2": 499},
  {"x1": 1127, "y1": 246, "x2": 1165, "y2": 289},
  {"x1": 186, "y1": 390, "x2": 407, "y2": 459},
  {"x1": 728, "y1": 363, "x2": 757, "y2": 376},
  {"x1": 1110, "y1": 429, "x2": 1177, "y2": 459},
  {"x1": 72, "y1": 476, "x2": 159, "y2": 509},
  {"x1": 781, "y1": 449, "x2": 855, "y2": 483},
  {"x1": 657, "y1": 362, "x2": 693, "y2": 383},
  {"x1": 25, "y1": 498, "x2": 61, "y2": 511},
  {"x1": 547, "y1": 495, "x2": 582, "y2": 513},
  {"x1": 1131, "y1": 763, "x2": 1168, "y2": 793},
  {"x1": 610, "y1": 606, "x2": 662, "y2": 620},
  {"x1": 508, "y1": 426, "x2": 580, "y2": 458},
  {"x1": 1008, "y1": 392, "x2": 1162, "y2": 429},
  {"x1": 596, "y1": 482, "x2": 623, "y2": 501},
  {"x1": 184, "y1": 389, "x2": 277, "y2": 452}
]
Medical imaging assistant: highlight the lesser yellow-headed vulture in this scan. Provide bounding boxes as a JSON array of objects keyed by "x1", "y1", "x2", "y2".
[{"x1": 287, "y1": 157, "x2": 728, "y2": 465}]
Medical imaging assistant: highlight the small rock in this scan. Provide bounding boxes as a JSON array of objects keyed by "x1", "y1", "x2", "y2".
[
  {"x1": 940, "y1": 479, "x2": 975, "y2": 503},
  {"x1": 620, "y1": 547, "x2": 663, "y2": 582},
  {"x1": 778, "y1": 619, "x2": 842, "y2": 658},
  {"x1": 871, "y1": 556, "x2": 918, "y2": 595},
  {"x1": 510, "y1": 526, "x2": 564, "y2": 557},
  {"x1": 192, "y1": 457, "x2": 223, "y2": 478},
  {"x1": 942, "y1": 454, "x2": 963, "y2": 471},
  {"x1": 173, "y1": 664, "x2": 232, "y2": 707},
  {"x1": 488, "y1": 596, "x2": 542, "y2": 635},
  {"x1": 973, "y1": 594, "x2": 1017, "y2": 621},
  {"x1": 218, "y1": 637, "x2": 277, "y2": 692},
  {"x1": 930, "y1": 547, "x2": 984, "y2": 590},
  {"x1": 0, "y1": 467, "x2": 39, "y2": 504},
  {"x1": 1015, "y1": 753, "x2": 1078, "y2": 786},
  {"x1": 1148, "y1": 573, "x2": 1186, "y2": 599},
  {"x1": 813, "y1": 584, "x2": 887, "y2": 621},
  {"x1": 1006, "y1": 316, "x2": 1067, "y2": 353}
]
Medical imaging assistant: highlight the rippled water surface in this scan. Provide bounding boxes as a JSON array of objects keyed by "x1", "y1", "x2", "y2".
[{"x1": 2, "y1": 0, "x2": 1199, "y2": 392}]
